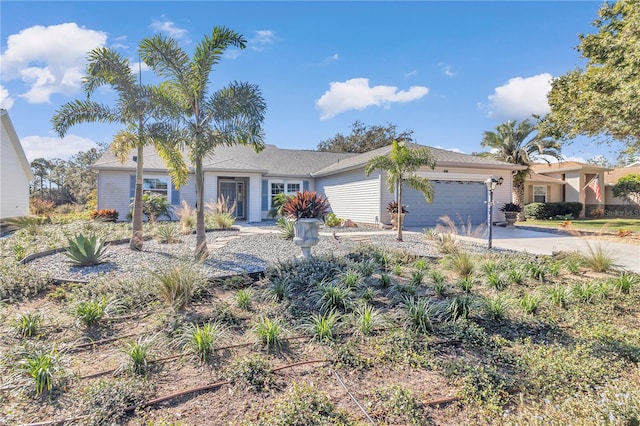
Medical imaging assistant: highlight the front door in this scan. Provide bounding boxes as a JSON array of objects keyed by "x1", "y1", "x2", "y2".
[{"x1": 219, "y1": 181, "x2": 245, "y2": 219}]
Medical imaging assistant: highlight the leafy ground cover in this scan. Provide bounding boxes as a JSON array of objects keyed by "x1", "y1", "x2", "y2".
[{"x1": 0, "y1": 221, "x2": 639, "y2": 425}]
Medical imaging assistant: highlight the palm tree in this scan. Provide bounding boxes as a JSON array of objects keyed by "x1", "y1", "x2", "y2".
[
  {"x1": 52, "y1": 47, "x2": 186, "y2": 250},
  {"x1": 139, "y1": 27, "x2": 267, "y2": 260},
  {"x1": 480, "y1": 119, "x2": 562, "y2": 213},
  {"x1": 365, "y1": 140, "x2": 436, "y2": 241}
]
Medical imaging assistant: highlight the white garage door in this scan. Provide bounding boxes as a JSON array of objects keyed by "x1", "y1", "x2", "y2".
[{"x1": 402, "y1": 180, "x2": 487, "y2": 227}]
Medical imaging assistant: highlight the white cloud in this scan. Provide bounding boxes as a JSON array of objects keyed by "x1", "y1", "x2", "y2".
[
  {"x1": 249, "y1": 30, "x2": 276, "y2": 51},
  {"x1": 325, "y1": 53, "x2": 339, "y2": 63},
  {"x1": 404, "y1": 70, "x2": 418, "y2": 77},
  {"x1": 150, "y1": 16, "x2": 188, "y2": 38},
  {"x1": 482, "y1": 73, "x2": 552, "y2": 119},
  {"x1": 437, "y1": 62, "x2": 456, "y2": 77},
  {"x1": 21, "y1": 134, "x2": 99, "y2": 162},
  {"x1": 129, "y1": 61, "x2": 150, "y2": 73},
  {"x1": 315, "y1": 78, "x2": 429, "y2": 120},
  {"x1": 0, "y1": 23, "x2": 107, "y2": 103},
  {"x1": 0, "y1": 85, "x2": 14, "y2": 110}
]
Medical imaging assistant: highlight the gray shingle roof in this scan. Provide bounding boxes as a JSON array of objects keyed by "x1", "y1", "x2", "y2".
[{"x1": 91, "y1": 142, "x2": 522, "y2": 176}]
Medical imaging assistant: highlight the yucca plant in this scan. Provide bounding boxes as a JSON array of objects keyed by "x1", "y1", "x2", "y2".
[
  {"x1": 305, "y1": 311, "x2": 340, "y2": 342},
  {"x1": 352, "y1": 304, "x2": 383, "y2": 337},
  {"x1": 236, "y1": 288, "x2": 253, "y2": 311},
  {"x1": 484, "y1": 295, "x2": 509, "y2": 321},
  {"x1": 546, "y1": 284, "x2": 570, "y2": 308},
  {"x1": 12, "y1": 311, "x2": 43, "y2": 338},
  {"x1": 64, "y1": 233, "x2": 108, "y2": 266},
  {"x1": 120, "y1": 335, "x2": 155, "y2": 376},
  {"x1": 18, "y1": 345, "x2": 64, "y2": 396},
  {"x1": 612, "y1": 272, "x2": 638, "y2": 294},
  {"x1": 402, "y1": 297, "x2": 439, "y2": 333},
  {"x1": 519, "y1": 292, "x2": 541, "y2": 315},
  {"x1": 153, "y1": 264, "x2": 205, "y2": 311},
  {"x1": 154, "y1": 222, "x2": 182, "y2": 244},
  {"x1": 277, "y1": 217, "x2": 295, "y2": 240},
  {"x1": 179, "y1": 321, "x2": 225, "y2": 363},
  {"x1": 253, "y1": 317, "x2": 284, "y2": 353}
]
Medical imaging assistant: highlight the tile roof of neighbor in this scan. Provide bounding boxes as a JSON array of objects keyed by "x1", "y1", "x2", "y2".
[
  {"x1": 530, "y1": 161, "x2": 611, "y2": 173},
  {"x1": 604, "y1": 165, "x2": 640, "y2": 185},
  {"x1": 92, "y1": 142, "x2": 523, "y2": 177}
]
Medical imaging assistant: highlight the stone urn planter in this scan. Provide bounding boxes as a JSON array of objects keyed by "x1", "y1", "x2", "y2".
[
  {"x1": 500, "y1": 203, "x2": 522, "y2": 228},
  {"x1": 390, "y1": 213, "x2": 406, "y2": 230},
  {"x1": 387, "y1": 201, "x2": 408, "y2": 231},
  {"x1": 293, "y1": 218, "x2": 322, "y2": 259},
  {"x1": 282, "y1": 190, "x2": 330, "y2": 259}
]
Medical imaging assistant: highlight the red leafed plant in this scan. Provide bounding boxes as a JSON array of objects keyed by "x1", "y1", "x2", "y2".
[
  {"x1": 282, "y1": 191, "x2": 330, "y2": 220},
  {"x1": 89, "y1": 209, "x2": 119, "y2": 222}
]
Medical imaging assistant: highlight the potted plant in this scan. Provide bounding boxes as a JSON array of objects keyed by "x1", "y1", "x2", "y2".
[
  {"x1": 499, "y1": 202, "x2": 522, "y2": 227},
  {"x1": 282, "y1": 191, "x2": 330, "y2": 258},
  {"x1": 387, "y1": 201, "x2": 408, "y2": 230}
]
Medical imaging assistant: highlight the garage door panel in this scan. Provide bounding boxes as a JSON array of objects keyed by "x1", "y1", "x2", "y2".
[{"x1": 402, "y1": 181, "x2": 486, "y2": 227}]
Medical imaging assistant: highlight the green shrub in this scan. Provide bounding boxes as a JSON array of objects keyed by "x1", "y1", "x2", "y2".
[
  {"x1": 402, "y1": 296, "x2": 438, "y2": 333},
  {"x1": 64, "y1": 233, "x2": 109, "y2": 266},
  {"x1": 369, "y1": 385, "x2": 426, "y2": 426},
  {"x1": 226, "y1": 354, "x2": 273, "y2": 392},
  {"x1": 119, "y1": 335, "x2": 155, "y2": 376},
  {"x1": 82, "y1": 378, "x2": 151, "y2": 426},
  {"x1": 72, "y1": 297, "x2": 109, "y2": 327},
  {"x1": 253, "y1": 317, "x2": 284, "y2": 353},
  {"x1": 17, "y1": 344, "x2": 64, "y2": 396},
  {"x1": 524, "y1": 202, "x2": 583, "y2": 220},
  {"x1": 324, "y1": 212, "x2": 343, "y2": 227},
  {"x1": 0, "y1": 264, "x2": 51, "y2": 303},
  {"x1": 179, "y1": 321, "x2": 225, "y2": 363},
  {"x1": 304, "y1": 311, "x2": 340, "y2": 342},
  {"x1": 133, "y1": 192, "x2": 172, "y2": 223},
  {"x1": 153, "y1": 264, "x2": 206, "y2": 311}
]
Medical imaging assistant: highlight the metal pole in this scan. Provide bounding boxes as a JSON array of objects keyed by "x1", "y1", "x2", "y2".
[{"x1": 488, "y1": 186, "x2": 493, "y2": 249}]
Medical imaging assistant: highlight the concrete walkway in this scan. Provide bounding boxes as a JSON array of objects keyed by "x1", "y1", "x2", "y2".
[
  {"x1": 443, "y1": 226, "x2": 640, "y2": 273},
  {"x1": 236, "y1": 222, "x2": 640, "y2": 273}
]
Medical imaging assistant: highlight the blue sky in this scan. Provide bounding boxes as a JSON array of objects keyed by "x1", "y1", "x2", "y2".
[{"x1": 1, "y1": 1, "x2": 623, "y2": 164}]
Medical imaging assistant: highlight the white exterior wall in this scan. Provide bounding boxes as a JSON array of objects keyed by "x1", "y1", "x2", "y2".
[
  {"x1": 1, "y1": 117, "x2": 32, "y2": 219},
  {"x1": 248, "y1": 174, "x2": 262, "y2": 222},
  {"x1": 97, "y1": 171, "x2": 131, "y2": 219},
  {"x1": 316, "y1": 169, "x2": 382, "y2": 224}
]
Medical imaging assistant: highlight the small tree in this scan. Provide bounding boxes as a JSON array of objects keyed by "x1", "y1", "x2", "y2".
[
  {"x1": 365, "y1": 140, "x2": 436, "y2": 241},
  {"x1": 612, "y1": 174, "x2": 640, "y2": 205}
]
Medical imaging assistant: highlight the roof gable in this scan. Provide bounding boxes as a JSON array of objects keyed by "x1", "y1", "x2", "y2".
[{"x1": 1, "y1": 109, "x2": 35, "y2": 181}]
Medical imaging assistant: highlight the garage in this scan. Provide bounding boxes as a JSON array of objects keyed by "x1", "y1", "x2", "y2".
[{"x1": 401, "y1": 180, "x2": 487, "y2": 228}]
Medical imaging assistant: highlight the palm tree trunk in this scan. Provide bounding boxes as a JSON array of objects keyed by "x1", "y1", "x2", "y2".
[
  {"x1": 130, "y1": 143, "x2": 144, "y2": 250},
  {"x1": 396, "y1": 180, "x2": 403, "y2": 242},
  {"x1": 194, "y1": 160, "x2": 208, "y2": 260},
  {"x1": 513, "y1": 181, "x2": 526, "y2": 221}
]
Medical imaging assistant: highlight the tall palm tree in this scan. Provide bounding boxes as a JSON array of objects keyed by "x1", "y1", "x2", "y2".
[
  {"x1": 139, "y1": 27, "x2": 267, "y2": 260},
  {"x1": 480, "y1": 119, "x2": 562, "y2": 211},
  {"x1": 52, "y1": 47, "x2": 186, "y2": 250},
  {"x1": 365, "y1": 140, "x2": 436, "y2": 241}
]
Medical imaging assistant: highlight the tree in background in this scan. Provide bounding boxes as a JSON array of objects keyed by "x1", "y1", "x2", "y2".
[
  {"x1": 479, "y1": 119, "x2": 561, "y2": 213},
  {"x1": 542, "y1": 1, "x2": 640, "y2": 160},
  {"x1": 612, "y1": 174, "x2": 640, "y2": 205},
  {"x1": 316, "y1": 121, "x2": 413, "y2": 153},
  {"x1": 140, "y1": 26, "x2": 267, "y2": 260},
  {"x1": 52, "y1": 47, "x2": 186, "y2": 251},
  {"x1": 365, "y1": 140, "x2": 436, "y2": 242}
]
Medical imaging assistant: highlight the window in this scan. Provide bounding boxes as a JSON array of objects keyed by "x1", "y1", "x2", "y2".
[
  {"x1": 533, "y1": 186, "x2": 547, "y2": 203},
  {"x1": 143, "y1": 177, "x2": 169, "y2": 198},
  {"x1": 270, "y1": 180, "x2": 302, "y2": 208}
]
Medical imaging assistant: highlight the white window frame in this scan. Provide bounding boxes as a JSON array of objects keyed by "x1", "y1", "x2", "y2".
[
  {"x1": 142, "y1": 175, "x2": 171, "y2": 203},
  {"x1": 268, "y1": 179, "x2": 303, "y2": 210},
  {"x1": 533, "y1": 185, "x2": 547, "y2": 203}
]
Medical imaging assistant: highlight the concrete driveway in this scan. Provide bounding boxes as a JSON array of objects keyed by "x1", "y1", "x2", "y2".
[{"x1": 453, "y1": 226, "x2": 640, "y2": 273}]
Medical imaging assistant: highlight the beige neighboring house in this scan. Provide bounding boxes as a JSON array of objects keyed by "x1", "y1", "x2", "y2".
[
  {"x1": 603, "y1": 165, "x2": 640, "y2": 216},
  {"x1": 0, "y1": 109, "x2": 34, "y2": 219},
  {"x1": 524, "y1": 161, "x2": 640, "y2": 218}
]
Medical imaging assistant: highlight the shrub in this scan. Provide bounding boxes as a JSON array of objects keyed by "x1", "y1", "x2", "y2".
[
  {"x1": 0, "y1": 264, "x2": 51, "y2": 303},
  {"x1": 174, "y1": 200, "x2": 196, "y2": 234},
  {"x1": 72, "y1": 297, "x2": 110, "y2": 327},
  {"x1": 89, "y1": 209, "x2": 119, "y2": 222},
  {"x1": 402, "y1": 296, "x2": 438, "y2": 333},
  {"x1": 208, "y1": 212, "x2": 236, "y2": 229},
  {"x1": 119, "y1": 335, "x2": 155, "y2": 376},
  {"x1": 324, "y1": 212, "x2": 343, "y2": 227},
  {"x1": 304, "y1": 311, "x2": 340, "y2": 342},
  {"x1": 253, "y1": 317, "x2": 284, "y2": 353},
  {"x1": 82, "y1": 378, "x2": 151, "y2": 426},
  {"x1": 352, "y1": 304, "x2": 383, "y2": 336},
  {"x1": 154, "y1": 222, "x2": 182, "y2": 244},
  {"x1": 369, "y1": 385, "x2": 426, "y2": 426},
  {"x1": 226, "y1": 354, "x2": 273, "y2": 392},
  {"x1": 153, "y1": 264, "x2": 205, "y2": 311},
  {"x1": 64, "y1": 233, "x2": 109, "y2": 266},
  {"x1": 236, "y1": 288, "x2": 253, "y2": 310},
  {"x1": 30, "y1": 197, "x2": 55, "y2": 215},
  {"x1": 277, "y1": 217, "x2": 295, "y2": 240},
  {"x1": 524, "y1": 202, "x2": 583, "y2": 220},
  {"x1": 483, "y1": 295, "x2": 509, "y2": 321}
]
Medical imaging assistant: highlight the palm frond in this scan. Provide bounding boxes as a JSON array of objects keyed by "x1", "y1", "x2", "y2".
[
  {"x1": 51, "y1": 100, "x2": 119, "y2": 137},
  {"x1": 83, "y1": 47, "x2": 137, "y2": 97},
  {"x1": 403, "y1": 176, "x2": 434, "y2": 202}
]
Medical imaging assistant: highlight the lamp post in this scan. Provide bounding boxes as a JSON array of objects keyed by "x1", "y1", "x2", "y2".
[{"x1": 484, "y1": 176, "x2": 503, "y2": 249}]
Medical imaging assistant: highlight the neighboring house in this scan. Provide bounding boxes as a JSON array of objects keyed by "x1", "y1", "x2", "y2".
[
  {"x1": 603, "y1": 165, "x2": 640, "y2": 216},
  {"x1": 525, "y1": 161, "x2": 612, "y2": 217},
  {"x1": 0, "y1": 109, "x2": 34, "y2": 220},
  {"x1": 91, "y1": 143, "x2": 524, "y2": 228}
]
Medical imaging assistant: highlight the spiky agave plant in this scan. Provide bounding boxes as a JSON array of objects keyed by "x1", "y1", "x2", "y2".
[{"x1": 64, "y1": 233, "x2": 109, "y2": 266}]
